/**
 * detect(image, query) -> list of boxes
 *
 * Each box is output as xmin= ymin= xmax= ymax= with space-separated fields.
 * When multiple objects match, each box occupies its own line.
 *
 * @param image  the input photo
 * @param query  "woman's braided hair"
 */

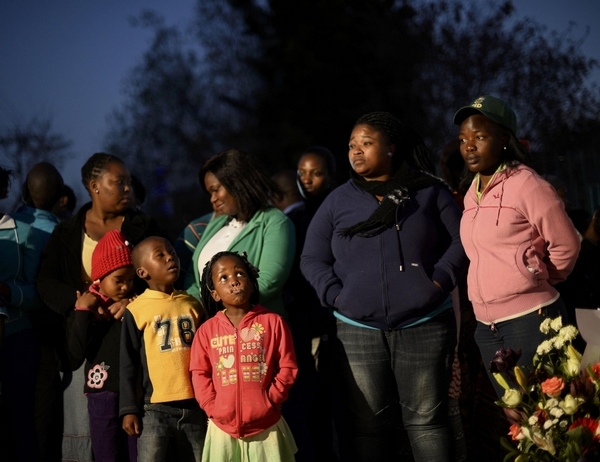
xmin=200 ymin=251 xmax=260 ymax=318
xmin=354 ymin=112 xmax=435 ymax=174
xmin=81 ymin=152 xmax=125 ymax=194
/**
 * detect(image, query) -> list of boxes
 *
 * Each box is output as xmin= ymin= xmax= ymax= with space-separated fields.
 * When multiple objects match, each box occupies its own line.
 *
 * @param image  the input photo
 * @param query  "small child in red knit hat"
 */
xmin=68 ymin=229 xmax=138 ymax=462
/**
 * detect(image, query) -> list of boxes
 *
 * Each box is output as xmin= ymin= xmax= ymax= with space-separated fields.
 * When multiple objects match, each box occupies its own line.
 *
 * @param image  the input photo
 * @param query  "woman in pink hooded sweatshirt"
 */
xmin=454 ymin=95 xmax=580 ymax=398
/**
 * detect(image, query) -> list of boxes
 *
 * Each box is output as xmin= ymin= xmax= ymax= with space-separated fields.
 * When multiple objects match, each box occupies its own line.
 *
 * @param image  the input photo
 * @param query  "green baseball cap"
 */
xmin=453 ymin=95 xmax=517 ymax=135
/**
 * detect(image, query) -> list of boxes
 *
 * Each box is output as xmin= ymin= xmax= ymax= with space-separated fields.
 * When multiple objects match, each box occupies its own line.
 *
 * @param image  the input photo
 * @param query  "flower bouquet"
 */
xmin=491 ymin=317 xmax=600 ymax=461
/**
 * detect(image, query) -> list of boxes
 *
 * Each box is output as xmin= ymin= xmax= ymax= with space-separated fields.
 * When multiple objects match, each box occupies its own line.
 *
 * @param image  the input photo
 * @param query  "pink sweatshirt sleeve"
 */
xmin=519 ymin=174 xmax=580 ymax=284
xmin=189 ymin=325 xmax=216 ymax=416
xmin=267 ymin=316 xmax=298 ymax=407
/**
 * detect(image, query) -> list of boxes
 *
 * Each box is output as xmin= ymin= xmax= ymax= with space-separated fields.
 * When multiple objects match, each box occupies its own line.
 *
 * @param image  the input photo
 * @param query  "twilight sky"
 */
xmin=0 ymin=0 xmax=599 ymax=203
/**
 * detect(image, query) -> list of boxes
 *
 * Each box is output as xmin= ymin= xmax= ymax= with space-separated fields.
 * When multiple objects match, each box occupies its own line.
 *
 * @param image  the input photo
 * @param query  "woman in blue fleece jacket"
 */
xmin=300 ymin=112 xmax=468 ymax=462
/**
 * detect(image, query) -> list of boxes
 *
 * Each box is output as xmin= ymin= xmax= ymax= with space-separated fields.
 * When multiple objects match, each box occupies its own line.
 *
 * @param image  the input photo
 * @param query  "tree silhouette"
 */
xmin=104 ymin=10 xmax=217 ymax=234
xmin=0 ymin=116 xmax=71 ymax=210
xmin=106 ymin=0 xmax=600 ymax=228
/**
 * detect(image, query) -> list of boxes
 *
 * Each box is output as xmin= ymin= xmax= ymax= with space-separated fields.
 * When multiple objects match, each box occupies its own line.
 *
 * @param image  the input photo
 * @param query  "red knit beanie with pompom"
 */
xmin=91 ymin=230 xmax=133 ymax=281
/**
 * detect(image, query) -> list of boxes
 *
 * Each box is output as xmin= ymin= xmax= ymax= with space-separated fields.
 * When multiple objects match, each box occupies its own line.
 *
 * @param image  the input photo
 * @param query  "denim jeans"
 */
xmin=61 ymin=363 xmax=93 ymax=462
xmin=137 ymin=401 xmax=207 ymax=462
xmin=332 ymin=310 xmax=456 ymax=462
xmin=474 ymin=298 xmax=568 ymax=398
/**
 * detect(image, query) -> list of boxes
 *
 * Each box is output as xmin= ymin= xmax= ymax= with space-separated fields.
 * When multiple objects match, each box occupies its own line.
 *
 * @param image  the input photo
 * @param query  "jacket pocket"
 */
xmin=240 ymin=387 xmax=275 ymax=425
xmin=210 ymin=386 xmax=236 ymax=425
xmin=335 ymin=271 xmax=384 ymax=318
xmin=515 ymin=240 xmax=545 ymax=285
xmin=387 ymin=264 xmax=445 ymax=312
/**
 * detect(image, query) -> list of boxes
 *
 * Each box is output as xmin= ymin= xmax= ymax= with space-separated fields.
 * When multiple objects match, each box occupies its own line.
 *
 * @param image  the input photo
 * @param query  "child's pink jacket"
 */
xmin=189 ymin=305 xmax=297 ymax=438
xmin=460 ymin=164 xmax=580 ymax=324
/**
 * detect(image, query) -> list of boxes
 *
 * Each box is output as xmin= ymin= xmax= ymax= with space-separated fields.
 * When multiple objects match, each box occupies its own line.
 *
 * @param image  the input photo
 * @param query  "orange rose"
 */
xmin=541 ymin=377 xmax=565 ymax=397
xmin=508 ymin=423 xmax=523 ymax=441
xmin=590 ymin=363 xmax=600 ymax=380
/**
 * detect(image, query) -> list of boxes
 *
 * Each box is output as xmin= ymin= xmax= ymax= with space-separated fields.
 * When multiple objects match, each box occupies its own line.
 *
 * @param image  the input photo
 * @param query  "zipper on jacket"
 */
xmin=470 ymin=199 xmax=490 ymax=324
xmin=384 ymin=201 xmax=408 ymax=330
xmin=379 ymin=233 xmax=391 ymax=329
xmin=234 ymin=326 xmax=242 ymax=438
xmin=394 ymin=202 xmax=406 ymax=273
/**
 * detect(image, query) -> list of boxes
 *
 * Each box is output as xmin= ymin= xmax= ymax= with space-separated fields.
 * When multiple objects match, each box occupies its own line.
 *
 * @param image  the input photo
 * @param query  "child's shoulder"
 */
xmin=173 ymin=290 xmax=204 ymax=316
xmin=250 ymin=305 xmax=285 ymax=324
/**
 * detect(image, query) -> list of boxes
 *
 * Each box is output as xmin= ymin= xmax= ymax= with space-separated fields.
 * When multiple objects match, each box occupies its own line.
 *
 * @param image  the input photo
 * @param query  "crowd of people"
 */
xmin=0 ymin=96 xmax=594 ymax=462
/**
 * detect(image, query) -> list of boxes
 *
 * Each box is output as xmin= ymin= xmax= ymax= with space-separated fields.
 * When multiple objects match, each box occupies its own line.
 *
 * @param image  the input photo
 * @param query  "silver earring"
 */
xmin=387 ymin=152 xmax=393 ymax=157
xmin=503 ymin=146 xmax=507 ymax=150
xmin=95 ymin=189 xmax=99 ymax=194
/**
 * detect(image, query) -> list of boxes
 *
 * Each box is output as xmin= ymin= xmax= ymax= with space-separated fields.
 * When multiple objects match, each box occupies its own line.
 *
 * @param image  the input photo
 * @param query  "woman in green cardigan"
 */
xmin=184 ymin=149 xmax=295 ymax=318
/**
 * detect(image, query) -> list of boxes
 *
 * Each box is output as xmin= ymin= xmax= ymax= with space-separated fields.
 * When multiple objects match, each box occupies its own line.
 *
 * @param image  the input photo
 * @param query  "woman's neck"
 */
xmin=84 ymin=204 xmax=125 ymax=240
xmin=88 ymin=201 xmax=124 ymax=222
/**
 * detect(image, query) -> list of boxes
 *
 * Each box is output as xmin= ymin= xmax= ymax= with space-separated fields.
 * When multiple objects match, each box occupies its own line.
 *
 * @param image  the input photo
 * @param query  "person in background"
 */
xmin=130 ymin=175 xmax=146 ymax=211
xmin=556 ymin=204 xmax=600 ymax=354
xmin=174 ymin=203 xmax=222 ymax=290
xmin=184 ymin=149 xmax=294 ymax=318
xmin=542 ymin=173 xmax=590 ymax=239
xmin=570 ymin=206 xmax=600 ymax=308
xmin=0 ymin=162 xmax=64 ymax=462
xmin=301 ymin=113 xmax=467 ymax=461
xmin=37 ymin=153 xmax=162 ymax=462
xmin=271 ymin=169 xmax=305 ymax=218
xmin=0 ymin=166 xmax=14 ymax=345
xmin=120 ymin=236 xmax=205 ymax=461
xmin=273 ymin=150 xmax=338 ymax=461
xmin=454 ymin=95 xmax=580 ymax=399
xmin=52 ymin=184 xmax=78 ymax=221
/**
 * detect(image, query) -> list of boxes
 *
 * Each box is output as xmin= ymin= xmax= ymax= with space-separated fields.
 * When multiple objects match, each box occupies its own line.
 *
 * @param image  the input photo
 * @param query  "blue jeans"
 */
xmin=474 ymin=298 xmax=568 ymax=398
xmin=137 ymin=401 xmax=206 ymax=462
xmin=333 ymin=310 xmax=456 ymax=462
xmin=61 ymin=363 xmax=93 ymax=462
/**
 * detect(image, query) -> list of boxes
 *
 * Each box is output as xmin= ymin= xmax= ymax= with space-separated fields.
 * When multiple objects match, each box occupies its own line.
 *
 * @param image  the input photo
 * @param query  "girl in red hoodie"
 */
xmin=190 ymin=251 xmax=298 ymax=461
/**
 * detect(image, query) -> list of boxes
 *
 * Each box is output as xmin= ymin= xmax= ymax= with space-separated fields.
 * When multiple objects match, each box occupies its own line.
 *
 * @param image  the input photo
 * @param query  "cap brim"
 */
xmin=453 ymin=107 xmax=515 ymax=134
xmin=453 ymin=106 xmax=482 ymax=126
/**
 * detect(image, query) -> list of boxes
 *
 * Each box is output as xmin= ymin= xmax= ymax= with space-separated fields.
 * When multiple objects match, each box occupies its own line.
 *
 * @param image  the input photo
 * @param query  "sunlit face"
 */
xmin=458 ymin=114 xmax=507 ymax=177
xmin=297 ymin=153 xmax=331 ymax=198
xmin=91 ymin=162 xmax=132 ymax=213
xmin=98 ymin=266 xmax=135 ymax=302
xmin=204 ymin=172 xmax=239 ymax=217
xmin=210 ymin=255 xmax=253 ymax=310
xmin=138 ymin=238 xmax=180 ymax=285
xmin=348 ymin=124 xmax=394 ymax=181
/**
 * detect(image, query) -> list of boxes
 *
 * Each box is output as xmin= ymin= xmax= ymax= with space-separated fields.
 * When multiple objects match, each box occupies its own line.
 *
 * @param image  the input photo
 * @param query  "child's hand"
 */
xmin=75 ymin=291 xmax=105 ymax=320
xmin=122 ymin=414 xmax=142 ymax=437
xmin=75 ymin=290 xmax=99 ymax=310
xmin=107 ymin=298 xmax=130 ymax=320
